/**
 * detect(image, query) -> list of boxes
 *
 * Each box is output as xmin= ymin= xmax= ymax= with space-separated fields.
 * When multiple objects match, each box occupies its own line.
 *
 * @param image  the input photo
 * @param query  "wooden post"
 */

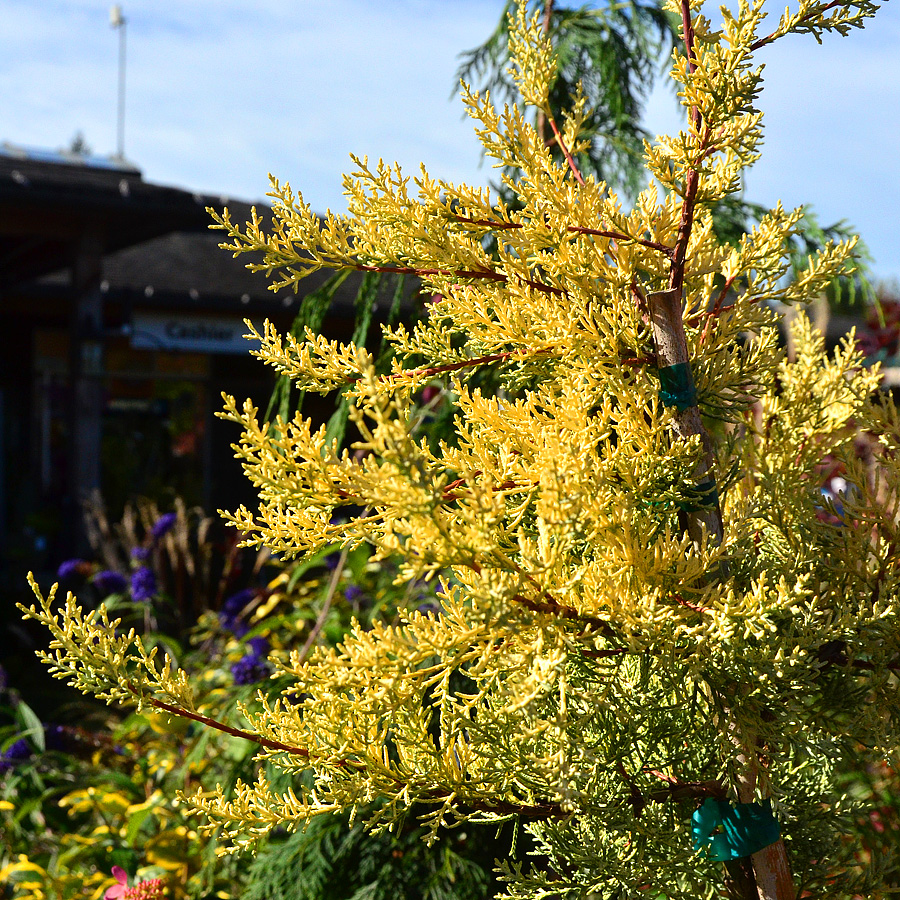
xmin=69 ymin=231 xmax=105 ymax=549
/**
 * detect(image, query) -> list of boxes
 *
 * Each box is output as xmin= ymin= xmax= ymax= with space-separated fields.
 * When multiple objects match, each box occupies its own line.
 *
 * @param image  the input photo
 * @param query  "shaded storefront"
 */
xmin=0 ymin=145 xmax=365 ymax=592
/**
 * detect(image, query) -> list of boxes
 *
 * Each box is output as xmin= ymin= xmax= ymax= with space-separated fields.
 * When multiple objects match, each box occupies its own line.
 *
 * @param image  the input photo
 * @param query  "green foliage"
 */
xmin=244 ymin=810 xmax=498 ymax=900
xmin=5 ymin=501 xmax=485 ymax=900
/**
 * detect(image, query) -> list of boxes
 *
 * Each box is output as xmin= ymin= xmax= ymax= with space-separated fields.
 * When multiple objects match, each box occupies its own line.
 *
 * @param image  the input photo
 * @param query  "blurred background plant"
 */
xmin=1 ymin=491 xmax=519 ymax=900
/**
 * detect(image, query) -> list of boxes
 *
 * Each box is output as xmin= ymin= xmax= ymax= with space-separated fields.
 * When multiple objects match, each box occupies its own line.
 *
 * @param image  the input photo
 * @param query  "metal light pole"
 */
xmin=110 ymin=5 xmax=127 ymax=159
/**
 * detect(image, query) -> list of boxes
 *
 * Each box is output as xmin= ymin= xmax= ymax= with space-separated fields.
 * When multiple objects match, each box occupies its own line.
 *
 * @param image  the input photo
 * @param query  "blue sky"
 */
xmin=2 ymin=0 xmax=898 ymax=285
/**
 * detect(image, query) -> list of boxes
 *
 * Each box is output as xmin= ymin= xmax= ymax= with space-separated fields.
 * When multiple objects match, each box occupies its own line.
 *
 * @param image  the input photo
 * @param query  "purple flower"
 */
xmin=222 ymin=588 xmax=255 ymax=616
xmin=44 ymin=724 xmax=67 ymax=752
xmin=0 ymin=738 xmax=32 ymax=773
xmin=57 ymin=559 xmax=86 ymax=580
xmin=219 ymin=613 xmax=249 ymax=637
xmin=131 ymin=546 xmax=151 ymax=563
xmin=231 ymin=654 xmax=271 ymax=686
xmin=247 ymin=636 xmax=270 ymax=656
xmin=220 ymin=589 xmax=256 ymax=636
xmin=130 ymin=566 xmax=157 ymax=602
xmin=150 ymin=512 xmax=178 ymax=542
xmin=93 ymin=570 xmax=128 ymax=596
xmin=344 ymin=584 xmax=366 ymax=603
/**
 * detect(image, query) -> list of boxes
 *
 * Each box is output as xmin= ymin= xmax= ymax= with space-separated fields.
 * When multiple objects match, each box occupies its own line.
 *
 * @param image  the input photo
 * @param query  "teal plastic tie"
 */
xmin=658 ymin=362 xmax=698 ymax=411
xmin=679 ymin=478 xmax=719 ymax=512
xmin=692 ymin=798 xmax=781 ymax=862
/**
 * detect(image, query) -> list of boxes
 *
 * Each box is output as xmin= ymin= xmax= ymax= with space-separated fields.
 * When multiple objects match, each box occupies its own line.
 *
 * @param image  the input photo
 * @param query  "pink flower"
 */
xmin=127 ymin=880 xmax=165 ymax=900
xmin=105 ymin=867 xmax=129 ymax=900
xmin=104 ymin=868 xmax=165 ymax=900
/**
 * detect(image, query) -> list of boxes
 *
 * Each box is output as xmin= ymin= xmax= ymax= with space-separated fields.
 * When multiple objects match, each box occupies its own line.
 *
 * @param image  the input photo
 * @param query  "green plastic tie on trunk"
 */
xmin=679 ymin=478 xmax=719 ymax=512
xmin=691 ymin=798 xmax=781 ymax=861
xmin=658 ymin=362 xmax=698 ymax=410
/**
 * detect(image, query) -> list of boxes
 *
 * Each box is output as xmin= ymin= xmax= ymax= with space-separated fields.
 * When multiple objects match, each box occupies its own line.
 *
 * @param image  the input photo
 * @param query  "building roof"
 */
xmin=98 ymin=202 xmax=352 ymax=314
xmin=1 ymin=143 xmax=409 ymax=318
xmin=0 ymin=142 xmax=210 ymax=289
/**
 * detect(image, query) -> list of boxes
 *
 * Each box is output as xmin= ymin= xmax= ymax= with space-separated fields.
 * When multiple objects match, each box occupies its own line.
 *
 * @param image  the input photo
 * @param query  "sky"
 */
xmin=2 ymin=0 xmax=898 ymax=285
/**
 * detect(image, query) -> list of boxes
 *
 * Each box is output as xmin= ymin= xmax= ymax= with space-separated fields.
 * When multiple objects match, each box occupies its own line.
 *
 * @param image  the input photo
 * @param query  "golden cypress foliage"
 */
xmin=22 ymin=0 xmax=897 ymax=895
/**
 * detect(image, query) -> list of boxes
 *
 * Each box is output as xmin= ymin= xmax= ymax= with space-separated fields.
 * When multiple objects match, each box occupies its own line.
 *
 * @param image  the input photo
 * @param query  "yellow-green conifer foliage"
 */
xmin=23 ymin=0 xmax=897 ymax=896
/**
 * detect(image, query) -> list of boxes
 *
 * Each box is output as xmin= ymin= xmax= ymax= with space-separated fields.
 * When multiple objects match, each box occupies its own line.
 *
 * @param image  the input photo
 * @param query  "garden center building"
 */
xmin=0 ymin=142 xmax=374 ymax=590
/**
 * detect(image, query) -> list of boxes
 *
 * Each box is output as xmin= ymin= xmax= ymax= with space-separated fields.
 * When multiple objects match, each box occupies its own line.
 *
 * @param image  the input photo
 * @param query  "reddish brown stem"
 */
xmin=631 ymin=279 xmax=651 ymax=321
xmin=390 ymin=348 xmax=545 ymax=382
xmin=460 ymin=795 xmax=565 ymax=819
xmin=686 ymin=293 xmax=766 ymax=327
xmin=699 ymin=273 xmax=740 ymax=345
xmin=541 ymin=0 xmax=553 ymax=35
xmin=580 ymin=646 xmax=630 ymax=659
xmin=342 ymin=349 xmax=548 ymax=387
xmin=681 ymin=0 xmax=699 ymax=74
xmin=520 ymin=0 xmax=584 ymax=188
xmin=568 ymin=225 xmax=672 ymax=256
xmin=669 ymin=168 xmax=700 ymax=296
xmin=546 ymin=113 xmax=586 ymax=186
xmin=618 ymin=762 xmax=726 ymax=816
xmin=443 ymin=476 xmax=518 ymax=501
xmin=453 ymin=217 xmax=522 ymax=231
xmin=749 ymin=0 xmax=843 ymax=51
xmin=353 ymin=262 xmax=564 ymax=297
xmin=466 ymin=559 xmax=620 ymax=643
xmin=345 ymin=347 xmax=651 ymax=393
xmin=130 ymin=688 xmax=311 ymax=759
xmin=672 ymin=594 xmax=709 ymax=614
xmin=622 ymin=354 xmax=656 ymax=367
xmin=667 ymin=0 xmax=704 ymax=296
xmin=133 ymin=689 xmax=564 ymax=820
xmin=647 ymin=779 xmax=727 ymax=803
xmin=453 ymin=215 xmax=673 ymax=256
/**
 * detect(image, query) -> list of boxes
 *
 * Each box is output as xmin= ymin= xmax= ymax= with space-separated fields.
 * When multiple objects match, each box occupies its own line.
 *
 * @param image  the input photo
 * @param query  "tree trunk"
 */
xmin=647 ymin=287 xmax=795 ymax=900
